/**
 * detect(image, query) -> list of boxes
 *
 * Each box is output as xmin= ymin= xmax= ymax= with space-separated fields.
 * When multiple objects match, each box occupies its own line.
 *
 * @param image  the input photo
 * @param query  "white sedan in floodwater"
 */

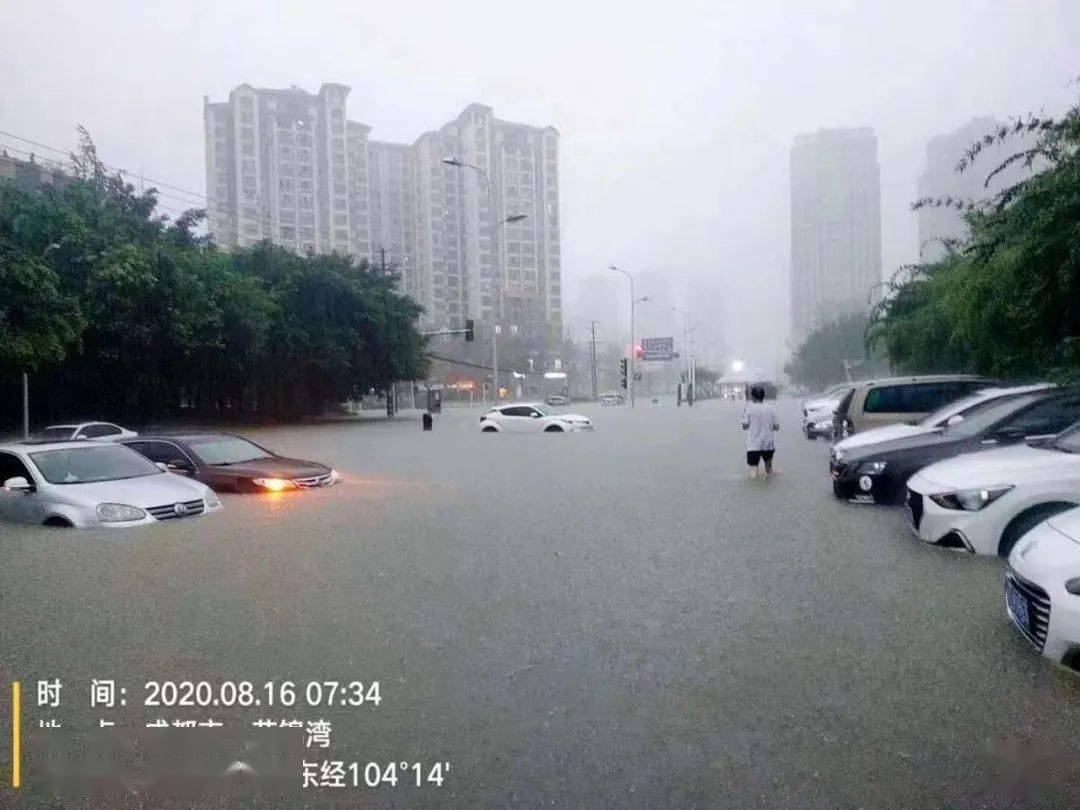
xmin=0 ymin=440 xmax=222 ymax=528
xmin=1006 ymin=505 xmax=1080 ymax=673
xmin=905 ymin=421 xmax=1080 ymax=556
xmin=479 ymin=403 xmax=593 ymax=433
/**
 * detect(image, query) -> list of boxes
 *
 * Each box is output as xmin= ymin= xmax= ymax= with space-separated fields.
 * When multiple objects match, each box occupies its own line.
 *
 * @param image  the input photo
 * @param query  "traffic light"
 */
xmin=619 ymin=358 xmax=628 ymax=389
xmin=464 ymin=319 xmax=474 ymax=342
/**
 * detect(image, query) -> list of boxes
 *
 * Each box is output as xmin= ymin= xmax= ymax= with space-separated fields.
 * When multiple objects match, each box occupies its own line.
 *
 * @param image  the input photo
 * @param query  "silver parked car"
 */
xmin=0 ymin=440 xmax=222 ymax=528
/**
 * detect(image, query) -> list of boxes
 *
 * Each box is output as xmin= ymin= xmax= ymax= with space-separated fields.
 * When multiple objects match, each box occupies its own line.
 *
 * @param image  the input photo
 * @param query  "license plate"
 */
xmin=1006 ymin=581 xmax=1030 ymax=631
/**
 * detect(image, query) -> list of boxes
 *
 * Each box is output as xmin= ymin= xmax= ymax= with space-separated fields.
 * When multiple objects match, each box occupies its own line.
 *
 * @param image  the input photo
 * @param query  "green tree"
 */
xmin=0 ymin=130 xmax=430 ymax=429
xmin=871 ymin=96 xmax=1080 ymax=381
xmin=784 ymin=313 xmax=883 ymax=390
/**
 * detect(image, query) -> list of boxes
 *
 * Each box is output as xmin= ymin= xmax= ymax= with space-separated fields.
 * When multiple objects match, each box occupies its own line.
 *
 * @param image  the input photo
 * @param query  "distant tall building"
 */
xmin=789 ymin=128 xmax=882 ymax=347
xmin=917 ymin=117 xmax=1032 ymax=263
xmin=204 ymin=84 xmax=562 ymax=348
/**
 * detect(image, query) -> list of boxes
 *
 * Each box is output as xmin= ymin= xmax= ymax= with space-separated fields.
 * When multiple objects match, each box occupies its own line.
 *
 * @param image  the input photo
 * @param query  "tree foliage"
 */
xmin=872 ymin=95 xmax=1080 ymax=382
xmin=0 ymin=133 xmax=428 ymax=426
xmin=784 ymin=312 xmax=884 ymax=390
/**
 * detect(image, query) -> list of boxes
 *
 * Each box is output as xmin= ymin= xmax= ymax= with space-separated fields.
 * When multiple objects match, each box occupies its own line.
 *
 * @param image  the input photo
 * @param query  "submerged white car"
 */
xmin=479 ymin=403 xmax=593 ymax=432
xmin=0 ymin=440 xmax=222 ymax=528
xmin=831 ymin=384 xmax=1055 ymax=459
xmin=906 ymin=421 xmax=1080 ymax=556
xmin=802 ymin=384 xmax=852 ymax=440
xmin=1006 ymin=506 xmax=1080 ymax=673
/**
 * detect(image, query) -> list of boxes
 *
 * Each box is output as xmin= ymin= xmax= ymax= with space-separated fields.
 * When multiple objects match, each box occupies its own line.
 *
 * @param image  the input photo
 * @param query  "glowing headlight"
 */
xmin=96 ymin=503 xmax=146 ymax=522
xmin=253 ymin=477 xmax=297 ymax=492
xmin=858 ymin=460 xmax=887 ymax=475
xmin=929 ymin=486 xmax=1013 ymax=511
xmin=329 ymin=469 xmax=340 ymax=483
xmin=204 ymin=490 xmax=222 ymax=508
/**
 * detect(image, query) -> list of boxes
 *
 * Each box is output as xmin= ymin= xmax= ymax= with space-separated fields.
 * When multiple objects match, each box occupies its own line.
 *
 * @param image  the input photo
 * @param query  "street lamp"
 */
xmin=609 ymin=265 xmax=636 ymax=407
xmin=442 ymin=154 xmax=526 ymax=401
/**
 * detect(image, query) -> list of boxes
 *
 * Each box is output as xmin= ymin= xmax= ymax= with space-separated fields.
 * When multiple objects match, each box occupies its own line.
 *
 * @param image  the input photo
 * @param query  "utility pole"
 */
xmin=380 ymin=247 xmax=387 ymax=273
xmin=22 ymin=372 xmax=29 ymax=439
xmin=589 ymin=321 xmax=598 ymax=400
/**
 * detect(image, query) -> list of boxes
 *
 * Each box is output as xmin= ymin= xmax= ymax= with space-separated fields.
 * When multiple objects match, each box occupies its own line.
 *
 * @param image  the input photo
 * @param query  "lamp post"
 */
xmin=609 ymin=265 xmax=636 ymax=407
xmin=442 ymin=157 xmax=527 ymax=402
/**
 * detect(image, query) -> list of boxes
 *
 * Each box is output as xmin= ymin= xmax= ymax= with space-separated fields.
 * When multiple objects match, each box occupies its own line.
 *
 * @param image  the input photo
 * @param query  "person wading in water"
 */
xmin=741 ymin=385 xmax=779 ymax=479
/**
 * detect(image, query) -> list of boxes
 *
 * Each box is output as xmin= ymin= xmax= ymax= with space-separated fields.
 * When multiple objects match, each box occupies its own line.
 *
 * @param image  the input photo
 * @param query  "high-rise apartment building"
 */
xmin=204 ymin=84 xmax=562 ymax=348
xmin=789 ymin=128 xmax=882 ymax=347
xmin=917 ymin=117 xmax=1033 ymax=263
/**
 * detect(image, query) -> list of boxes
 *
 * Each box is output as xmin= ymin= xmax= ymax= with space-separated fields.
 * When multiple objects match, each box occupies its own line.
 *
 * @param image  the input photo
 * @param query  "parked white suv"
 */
xmin=906 ymin=419 xmax=1080 ymax=556
xmin=479 ymin=403 xmax=593 ymax=432
xmin=1006 ymin=505 xmax=1080 ymax=673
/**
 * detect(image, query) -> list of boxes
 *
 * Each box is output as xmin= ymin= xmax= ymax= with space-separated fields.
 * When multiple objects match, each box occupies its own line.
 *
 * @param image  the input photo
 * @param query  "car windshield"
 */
xmin=919 ymin=391 xmax=1006 ymax=426
xmin=29 ymin=445 xmax=161 ymax=485
xmin=1052 ymin=423 xmax=1080 ymax=454
xmin=38 ymin=427 xmax=75 ymax=440
xmin=185 ymin=436 xmax=273 ymax=465
xmin=942 ymin=393 xmax=1045 ymax=438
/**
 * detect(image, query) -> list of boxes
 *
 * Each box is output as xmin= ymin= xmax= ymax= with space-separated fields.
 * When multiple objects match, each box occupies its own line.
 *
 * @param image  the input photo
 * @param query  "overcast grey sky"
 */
xmin=2 ymin=1 xmax=1077 ymax=372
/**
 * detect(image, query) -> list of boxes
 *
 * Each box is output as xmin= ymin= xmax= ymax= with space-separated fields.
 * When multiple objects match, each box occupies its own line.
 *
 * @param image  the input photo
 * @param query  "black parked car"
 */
xmin=123 ymin=434 xmax=338 ymax=493
xmin=830 ymin=388 xmax=1080 ymax=505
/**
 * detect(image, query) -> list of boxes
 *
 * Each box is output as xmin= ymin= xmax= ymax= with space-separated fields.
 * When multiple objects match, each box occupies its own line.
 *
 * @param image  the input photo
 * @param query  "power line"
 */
xmin=0 ymin=130 xmax=290 ymax=236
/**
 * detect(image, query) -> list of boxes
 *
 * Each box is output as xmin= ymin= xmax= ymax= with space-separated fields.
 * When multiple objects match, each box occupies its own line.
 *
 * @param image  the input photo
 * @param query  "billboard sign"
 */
xmin=640 ymin=337 xmax=674 ymax=361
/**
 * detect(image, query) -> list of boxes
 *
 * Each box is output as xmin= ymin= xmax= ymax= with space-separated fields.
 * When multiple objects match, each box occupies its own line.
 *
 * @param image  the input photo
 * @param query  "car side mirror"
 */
xmin=946 ymin=414 xmax=965 ymax=427
xmin=532 ymin=413 xmax=541 ymax=418
xmin=166 ymin=459 xmax=194 ymax=474
xmin=3 ymin=476 xmax=33 ymax=492
xmin=155 ymin=462 xmax=169 ymax=472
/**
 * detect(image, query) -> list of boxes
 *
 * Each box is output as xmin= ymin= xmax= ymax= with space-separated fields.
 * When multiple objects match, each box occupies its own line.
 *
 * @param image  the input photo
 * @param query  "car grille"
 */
xmin=907 ymin=489 xmax=923 ymax=530
xmin=1006 ymin=569 xmax=1051 ymax=651
xmin=293 ymin=473 xmax=334 ymax=488
xmin=147 ymin=499 xmax=205 ymax=521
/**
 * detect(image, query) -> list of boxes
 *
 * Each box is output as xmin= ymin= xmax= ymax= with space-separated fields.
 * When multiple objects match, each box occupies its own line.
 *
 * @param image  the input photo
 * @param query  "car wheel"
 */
xmin=805 ymin=429 xmax=816 ymax=440
xmin=998 ymin=502 xmax=1077 ymax=557
xmin=544 ymin=425 xmax=564 ymax=433
xmin=43 ymin=516 xmax=73 ymax=527
xmin=831 ymin=480 xmax=843 ymax=499
xmin=481 ymin=426 xmax=498 ymax=433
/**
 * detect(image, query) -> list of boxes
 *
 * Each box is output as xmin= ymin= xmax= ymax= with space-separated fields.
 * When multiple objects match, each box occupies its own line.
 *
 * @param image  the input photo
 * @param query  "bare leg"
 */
xmin=764 ymin=456 xmax=774 ymax=477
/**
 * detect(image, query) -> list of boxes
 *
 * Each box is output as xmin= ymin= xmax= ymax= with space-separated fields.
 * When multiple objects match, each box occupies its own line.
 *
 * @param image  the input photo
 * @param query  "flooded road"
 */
xmin=2 ymin=398 xmax=1079 ymax=807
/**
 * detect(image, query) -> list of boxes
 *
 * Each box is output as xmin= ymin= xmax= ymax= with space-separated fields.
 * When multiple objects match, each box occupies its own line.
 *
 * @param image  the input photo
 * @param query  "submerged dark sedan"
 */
xmin=830 ymin=389 xmax=1080 ymax=505
xmin=123 ymin=434 xmax=338 ymax=493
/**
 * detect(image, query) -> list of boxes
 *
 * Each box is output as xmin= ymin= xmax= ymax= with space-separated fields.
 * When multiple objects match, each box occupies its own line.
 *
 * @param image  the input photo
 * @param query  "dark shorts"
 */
xmin=747 ymin=449 xmax=775 ymax=466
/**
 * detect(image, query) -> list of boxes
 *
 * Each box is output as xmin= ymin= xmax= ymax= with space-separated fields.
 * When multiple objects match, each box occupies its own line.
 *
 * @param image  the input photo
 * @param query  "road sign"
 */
xmin=641 ymin=337 xmax=674 ymax=361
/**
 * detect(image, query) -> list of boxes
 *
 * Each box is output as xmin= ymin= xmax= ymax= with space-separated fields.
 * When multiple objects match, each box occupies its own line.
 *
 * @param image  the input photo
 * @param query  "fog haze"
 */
xmin=2 ymin=0 xmax=1077 ymax=373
